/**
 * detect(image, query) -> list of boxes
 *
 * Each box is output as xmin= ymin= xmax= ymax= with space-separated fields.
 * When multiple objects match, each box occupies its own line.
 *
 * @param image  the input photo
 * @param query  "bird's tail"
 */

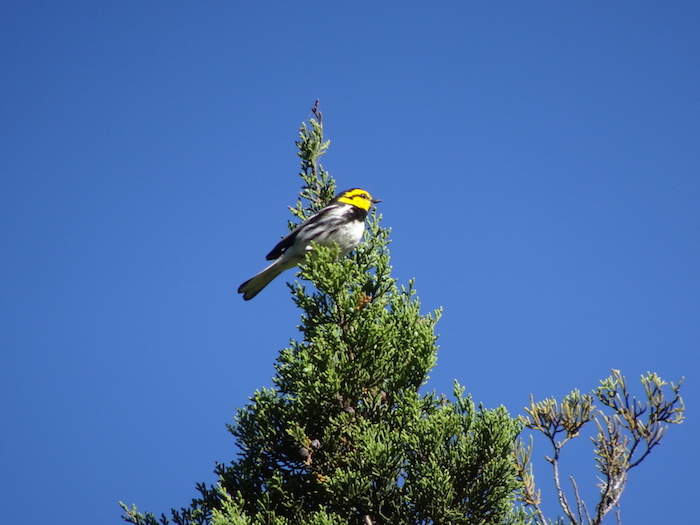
xmin=237 ymin=259 xmax=289 ymax=300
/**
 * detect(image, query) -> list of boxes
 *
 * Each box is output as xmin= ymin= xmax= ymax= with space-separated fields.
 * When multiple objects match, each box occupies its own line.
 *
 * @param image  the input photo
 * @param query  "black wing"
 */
xmin=265 ymin=228 xmax=300 ymax=260
xmin=264 ymin=207 xmax=332 ymax=260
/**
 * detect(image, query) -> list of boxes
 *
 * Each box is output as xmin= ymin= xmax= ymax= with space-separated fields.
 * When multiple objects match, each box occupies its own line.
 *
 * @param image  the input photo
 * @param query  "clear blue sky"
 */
xmin=2 ymin=2 xmax=698 ymax=524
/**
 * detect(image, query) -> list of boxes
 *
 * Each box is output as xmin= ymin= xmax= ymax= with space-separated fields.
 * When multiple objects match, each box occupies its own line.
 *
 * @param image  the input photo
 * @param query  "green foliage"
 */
xmin=120 ymin=104 xmax=526 ymax=525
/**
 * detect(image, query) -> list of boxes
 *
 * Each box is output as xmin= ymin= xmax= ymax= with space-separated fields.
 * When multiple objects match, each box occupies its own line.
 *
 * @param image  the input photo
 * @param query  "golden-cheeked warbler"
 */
xmin=238 ymin=188 xmax=380 ymax=300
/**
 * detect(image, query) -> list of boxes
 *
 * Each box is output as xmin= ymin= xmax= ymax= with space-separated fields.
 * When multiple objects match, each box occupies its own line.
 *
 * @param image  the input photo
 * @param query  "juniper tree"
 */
xmin=120 ymin=103 xmax=526 ymax=525
xmin=121 ymin=104 xmax=686 ymax=525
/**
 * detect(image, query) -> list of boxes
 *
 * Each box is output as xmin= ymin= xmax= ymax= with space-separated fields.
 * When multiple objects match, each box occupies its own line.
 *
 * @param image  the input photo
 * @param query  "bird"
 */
xmin=238 ymin=188 xmax=380 ymax=300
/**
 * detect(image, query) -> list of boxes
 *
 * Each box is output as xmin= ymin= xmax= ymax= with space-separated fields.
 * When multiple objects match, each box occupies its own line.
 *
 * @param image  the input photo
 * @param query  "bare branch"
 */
xmin=520 ymin=370 xmax=684 ymax=525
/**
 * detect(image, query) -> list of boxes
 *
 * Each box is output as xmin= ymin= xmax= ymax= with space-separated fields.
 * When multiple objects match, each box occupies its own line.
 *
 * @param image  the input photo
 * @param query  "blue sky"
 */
xmin=1 ymin=2 xmax=698 ymax=524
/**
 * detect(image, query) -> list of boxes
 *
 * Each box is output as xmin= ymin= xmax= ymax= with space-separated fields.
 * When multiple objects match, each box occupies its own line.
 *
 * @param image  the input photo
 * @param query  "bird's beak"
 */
xmin=372 ymin=198 xmax=382 ymax=204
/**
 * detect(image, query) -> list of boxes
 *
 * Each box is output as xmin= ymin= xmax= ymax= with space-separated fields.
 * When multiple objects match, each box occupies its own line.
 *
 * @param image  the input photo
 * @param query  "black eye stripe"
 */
xmin=344 ymin=190 xmax=370 ymax=200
